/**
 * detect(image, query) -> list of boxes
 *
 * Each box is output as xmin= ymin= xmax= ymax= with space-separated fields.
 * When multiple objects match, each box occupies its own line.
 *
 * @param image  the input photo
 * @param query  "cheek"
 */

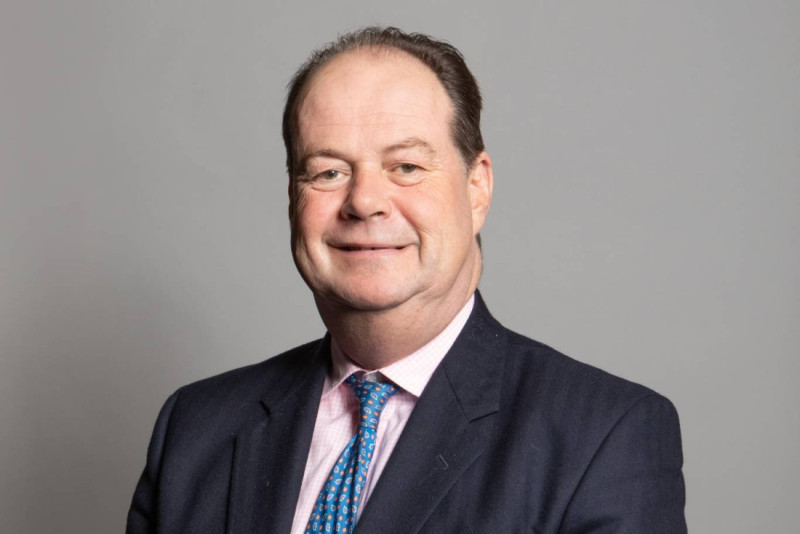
xmin=295 ymin=191 xmax=336 ymax=236
xmin=401 ymin=185 xmax=473 ymax=242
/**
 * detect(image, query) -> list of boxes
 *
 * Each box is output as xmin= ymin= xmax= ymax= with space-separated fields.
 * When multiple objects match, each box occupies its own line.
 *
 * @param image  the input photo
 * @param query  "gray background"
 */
xmin=2 ymin=1 xmax=798 ymax=532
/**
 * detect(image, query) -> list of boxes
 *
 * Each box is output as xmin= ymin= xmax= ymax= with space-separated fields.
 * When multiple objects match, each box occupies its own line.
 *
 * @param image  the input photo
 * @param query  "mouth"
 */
xmin=338 ymin=245 xmax=406 ymax=251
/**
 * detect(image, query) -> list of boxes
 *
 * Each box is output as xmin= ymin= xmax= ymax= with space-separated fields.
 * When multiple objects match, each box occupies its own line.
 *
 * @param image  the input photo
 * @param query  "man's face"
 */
xmin=290 ymin=50 xmax=491 ymax=314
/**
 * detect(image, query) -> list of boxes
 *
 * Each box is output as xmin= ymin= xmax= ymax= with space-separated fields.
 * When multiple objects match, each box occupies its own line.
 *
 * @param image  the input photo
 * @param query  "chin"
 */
xmin=317 ymin=282 xmax=415 ymax=313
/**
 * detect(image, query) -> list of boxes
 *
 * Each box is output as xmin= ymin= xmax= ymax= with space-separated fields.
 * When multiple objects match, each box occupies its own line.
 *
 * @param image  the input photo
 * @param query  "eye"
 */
xmin=303 ymin=167 xmax=350 ymax=191
xmin=319 ymin=169 xmax=341 ymax=180
xmin=397 ymin=163 xmax=419 ymax=174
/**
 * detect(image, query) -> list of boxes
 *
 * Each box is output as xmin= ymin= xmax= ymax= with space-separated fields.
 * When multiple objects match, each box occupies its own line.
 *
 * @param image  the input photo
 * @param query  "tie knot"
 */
xmin=346 ymin=374 xmax=399 ymax=429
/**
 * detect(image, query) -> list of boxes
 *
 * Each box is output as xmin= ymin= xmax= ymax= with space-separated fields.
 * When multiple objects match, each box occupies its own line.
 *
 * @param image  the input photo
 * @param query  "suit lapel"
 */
xmin=355 ymin=294 xmax=507 ymax=533
xmin=227 ymin=337 xmax=330 ymax=534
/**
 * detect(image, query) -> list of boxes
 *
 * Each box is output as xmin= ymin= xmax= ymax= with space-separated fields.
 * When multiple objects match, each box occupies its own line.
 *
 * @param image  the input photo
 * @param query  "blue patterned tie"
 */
xmin=305 ymin=374 xmax=399 ymax=533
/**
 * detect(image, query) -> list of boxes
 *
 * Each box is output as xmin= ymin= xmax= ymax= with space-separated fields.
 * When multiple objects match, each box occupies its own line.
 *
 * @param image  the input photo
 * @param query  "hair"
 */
xmin=281 ymin=26 xmax=485 ymax=176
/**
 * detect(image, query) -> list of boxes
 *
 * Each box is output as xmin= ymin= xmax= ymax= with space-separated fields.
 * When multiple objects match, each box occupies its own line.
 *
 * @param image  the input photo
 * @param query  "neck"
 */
xmin=316 ymin=254 xmax=481 ymax=370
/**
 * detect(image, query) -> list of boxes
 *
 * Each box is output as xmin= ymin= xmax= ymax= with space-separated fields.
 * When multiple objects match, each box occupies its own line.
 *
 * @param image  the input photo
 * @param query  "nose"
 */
xmin=340 ymin=166 xmax=392 ymax=221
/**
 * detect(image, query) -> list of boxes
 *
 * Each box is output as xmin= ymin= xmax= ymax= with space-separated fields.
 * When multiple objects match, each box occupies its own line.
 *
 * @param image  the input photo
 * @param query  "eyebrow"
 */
xmin=295 ymin=148 xmax=344 ymax=173
xmin=382 ymin=136 xmax=438 ymax=157
xmin=296 ymin=136 xmax=438 ymax=172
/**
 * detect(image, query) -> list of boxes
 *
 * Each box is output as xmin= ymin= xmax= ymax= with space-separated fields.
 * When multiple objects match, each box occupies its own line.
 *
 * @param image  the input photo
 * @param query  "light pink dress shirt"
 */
xmin=289 ymin=296 xmax=475 ymax=533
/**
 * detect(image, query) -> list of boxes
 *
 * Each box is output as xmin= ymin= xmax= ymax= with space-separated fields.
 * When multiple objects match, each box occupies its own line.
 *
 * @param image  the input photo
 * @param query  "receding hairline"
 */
xmin=290 ymin=44 xmax=460 ymax=166
xmin=291 ymin=44 xmax=451 ymax=127
xmin=292 ymin=47 xmax=479 ymax=180
xmin=283 ymin=27 xmax=485 ymax=176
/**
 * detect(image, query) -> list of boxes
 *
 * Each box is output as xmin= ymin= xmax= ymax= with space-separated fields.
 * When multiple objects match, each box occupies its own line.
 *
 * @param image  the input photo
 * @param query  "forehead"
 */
xmin=296 ymin=50 xmax=453 ymax=150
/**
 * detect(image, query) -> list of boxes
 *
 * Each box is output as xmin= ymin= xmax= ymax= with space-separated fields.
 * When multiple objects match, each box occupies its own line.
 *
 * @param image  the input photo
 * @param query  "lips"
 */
xmin=339 ymin=245 xmax=405 ymax=251
xmin=329 ymin=239 xmax=411 ymax=252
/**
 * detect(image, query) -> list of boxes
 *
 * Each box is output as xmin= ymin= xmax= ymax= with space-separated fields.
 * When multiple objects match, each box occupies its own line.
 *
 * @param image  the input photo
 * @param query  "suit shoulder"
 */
xmin=169 ymin=338 xmax=324 ymax=414
xmin=501 ymin=328 xmax=667 ymax=416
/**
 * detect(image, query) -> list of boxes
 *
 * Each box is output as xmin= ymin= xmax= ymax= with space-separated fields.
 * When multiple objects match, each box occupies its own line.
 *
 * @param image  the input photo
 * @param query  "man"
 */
xmin=128 ymin=27 xmax=686 ymax=533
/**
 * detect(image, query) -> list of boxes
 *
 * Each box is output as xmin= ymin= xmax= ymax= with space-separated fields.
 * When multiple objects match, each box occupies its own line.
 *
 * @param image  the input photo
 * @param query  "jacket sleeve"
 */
xmin=559 ymin=393 xmax=687 ymax=533
xmin=126 ymin=391 xmax=180 ymax=534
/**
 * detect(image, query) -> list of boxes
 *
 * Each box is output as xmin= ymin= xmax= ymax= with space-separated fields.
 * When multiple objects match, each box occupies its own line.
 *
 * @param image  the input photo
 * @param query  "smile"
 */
xmin=339 ymin=246 xmax=406 ymax=251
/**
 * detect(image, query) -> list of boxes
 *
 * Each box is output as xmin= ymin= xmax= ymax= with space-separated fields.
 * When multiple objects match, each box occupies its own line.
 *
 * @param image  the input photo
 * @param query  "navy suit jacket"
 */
xmin=128 ymin=294 xmax=686 ymax=533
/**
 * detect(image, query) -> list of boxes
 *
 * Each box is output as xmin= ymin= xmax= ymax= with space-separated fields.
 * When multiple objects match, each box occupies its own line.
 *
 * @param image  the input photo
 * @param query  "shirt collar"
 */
xmin=324 ymin=294 xmax=475 ymax=398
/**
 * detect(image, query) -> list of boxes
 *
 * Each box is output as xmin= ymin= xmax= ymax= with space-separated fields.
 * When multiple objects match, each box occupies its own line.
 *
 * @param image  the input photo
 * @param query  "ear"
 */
xmin=467 ymin=151 xmax=493 ymax=235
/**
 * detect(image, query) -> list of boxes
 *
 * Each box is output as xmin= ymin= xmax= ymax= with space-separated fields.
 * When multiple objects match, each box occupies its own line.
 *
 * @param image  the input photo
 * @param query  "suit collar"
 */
xmin=326 ymin=294 xmax=476 ymax=397
xmin=228 ymin=336 xmax=329 ymax=534
xmin=258 ymin=335 xmax=330 ymax=416
xmin=441 ymin=291 xmax=505 ymax=421
xmin=228 ymin=292 xmax=508 ymax=534
xmin=355 ymin=291 xmax=507 ymax=533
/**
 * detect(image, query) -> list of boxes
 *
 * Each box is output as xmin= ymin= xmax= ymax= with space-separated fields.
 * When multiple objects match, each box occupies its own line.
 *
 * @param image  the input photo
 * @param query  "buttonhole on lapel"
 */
xmin=436 ymin=454 xmax=449 ymax=470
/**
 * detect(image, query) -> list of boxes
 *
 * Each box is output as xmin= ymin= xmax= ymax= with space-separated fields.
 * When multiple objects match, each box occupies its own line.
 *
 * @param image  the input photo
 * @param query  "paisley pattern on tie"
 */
xmin=305 ymin=374 xmax=399 ymax=533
